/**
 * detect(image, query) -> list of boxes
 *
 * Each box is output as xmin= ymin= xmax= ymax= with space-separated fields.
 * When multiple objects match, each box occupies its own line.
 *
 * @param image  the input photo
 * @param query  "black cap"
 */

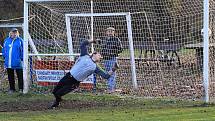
xmin=10 ymin=28 xmax=18 ymax=32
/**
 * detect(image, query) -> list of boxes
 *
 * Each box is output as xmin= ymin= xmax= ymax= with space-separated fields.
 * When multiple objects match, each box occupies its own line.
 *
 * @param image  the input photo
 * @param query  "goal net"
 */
xmin=24 ymin=0 xmax=215 ymax=101
xmin=25 ymin=0 xmax=136 ymax=94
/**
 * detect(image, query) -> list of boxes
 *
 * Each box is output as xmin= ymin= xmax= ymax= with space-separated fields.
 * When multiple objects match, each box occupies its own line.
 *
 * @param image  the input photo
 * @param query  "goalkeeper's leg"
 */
xmin=50 ymin=72 xmax=80 ymax=109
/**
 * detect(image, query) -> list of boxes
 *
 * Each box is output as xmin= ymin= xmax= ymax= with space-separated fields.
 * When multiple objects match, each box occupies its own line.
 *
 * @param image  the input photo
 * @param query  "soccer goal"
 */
xmin=23 ymin=0 xmax=138 ymax=94
xmin=24 ymin=0 xmax=214 ymax=102
xmin=65 ymin=12 xmax=138 ymax=90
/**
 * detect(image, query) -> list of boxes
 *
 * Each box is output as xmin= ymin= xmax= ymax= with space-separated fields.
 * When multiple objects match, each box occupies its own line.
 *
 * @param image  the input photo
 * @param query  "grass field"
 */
xmin=0 ymin=92 xmax=215 ymax=121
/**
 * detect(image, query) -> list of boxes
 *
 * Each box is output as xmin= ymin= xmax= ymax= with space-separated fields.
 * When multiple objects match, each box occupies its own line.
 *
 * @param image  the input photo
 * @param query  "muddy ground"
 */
xmin=0 ymin=99 xmax=108 ymax=112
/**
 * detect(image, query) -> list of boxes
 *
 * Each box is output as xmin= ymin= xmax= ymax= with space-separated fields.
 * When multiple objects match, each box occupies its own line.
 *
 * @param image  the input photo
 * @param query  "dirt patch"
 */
xmin=0 ymin=99 xmax=116 ymax=112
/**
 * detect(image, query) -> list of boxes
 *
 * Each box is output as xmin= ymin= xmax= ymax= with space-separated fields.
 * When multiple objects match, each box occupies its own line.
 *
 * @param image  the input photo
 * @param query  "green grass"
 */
xmin=1 ymin=107 xmax=215 ymax=121
xmin=1 ymin=105 xmax=215 ymax=121
xmin=0 ymin=93 xmax=215 ymax=121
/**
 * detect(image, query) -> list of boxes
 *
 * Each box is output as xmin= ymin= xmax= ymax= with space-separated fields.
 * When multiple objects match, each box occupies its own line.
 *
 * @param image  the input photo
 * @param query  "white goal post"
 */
xmin=203 ymin=0 xmax=209 ymax=102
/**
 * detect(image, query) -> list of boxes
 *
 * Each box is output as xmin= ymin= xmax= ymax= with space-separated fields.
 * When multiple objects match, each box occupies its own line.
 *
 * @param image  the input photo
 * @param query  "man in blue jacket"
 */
xmin=50 ymin=39 xmax=116 ymax=109
xmin=2 ymin=28 xmax=23 ymax=93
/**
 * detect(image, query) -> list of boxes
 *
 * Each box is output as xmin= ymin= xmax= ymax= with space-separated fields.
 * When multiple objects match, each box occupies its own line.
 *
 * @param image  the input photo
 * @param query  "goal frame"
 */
xmin=65 ymin=12 xmax=138 ymax=90
xmin=23 ymin=0 xmax=210 ymax=103
xmin=23 ymin=0 xmax=138 ymax=93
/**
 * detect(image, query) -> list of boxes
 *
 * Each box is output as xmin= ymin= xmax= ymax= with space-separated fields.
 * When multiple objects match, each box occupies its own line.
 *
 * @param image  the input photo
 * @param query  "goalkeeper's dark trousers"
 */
xmin=52 ymin=72 xmax=80 ymax=102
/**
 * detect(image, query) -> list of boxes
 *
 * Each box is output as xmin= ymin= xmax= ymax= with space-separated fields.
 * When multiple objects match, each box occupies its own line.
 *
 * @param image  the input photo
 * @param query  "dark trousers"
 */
xmin=7 ymin=68 xmax=23 ymax=91
xmin=52 ymin=72 xmax=80 ymax=102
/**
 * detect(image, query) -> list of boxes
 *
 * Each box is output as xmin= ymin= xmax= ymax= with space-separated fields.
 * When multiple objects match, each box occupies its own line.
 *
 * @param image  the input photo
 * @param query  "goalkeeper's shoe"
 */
xmin=49 ymin=101 xmax=60 ymax=109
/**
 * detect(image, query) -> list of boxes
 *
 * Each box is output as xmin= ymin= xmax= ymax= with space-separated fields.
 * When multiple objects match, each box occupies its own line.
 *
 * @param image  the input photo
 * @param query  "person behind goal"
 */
xmin=101 ymin=27 xmax=122 ymax=93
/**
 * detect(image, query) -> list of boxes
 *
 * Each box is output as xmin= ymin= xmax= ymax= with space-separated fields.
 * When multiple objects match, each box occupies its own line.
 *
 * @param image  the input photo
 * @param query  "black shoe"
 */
xmin=56 ymin=97 xmax=62 ymax=102
xmin=8 ymin=90 xmax=15 ymax=94
xmin=49 ymin=101 xmax=60 ymax=109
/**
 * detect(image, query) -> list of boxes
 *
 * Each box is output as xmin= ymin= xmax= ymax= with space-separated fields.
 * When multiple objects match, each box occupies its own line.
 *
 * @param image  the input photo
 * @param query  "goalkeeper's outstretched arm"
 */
xmin=94 ymin=63 xmax=119 ymax=79
xmin=80 ymin=38 xmax=98 ymax=56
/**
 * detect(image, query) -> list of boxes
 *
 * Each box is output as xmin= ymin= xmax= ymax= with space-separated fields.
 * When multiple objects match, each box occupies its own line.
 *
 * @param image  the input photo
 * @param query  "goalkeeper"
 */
xmin=50 ymin=39 xmax=116 ymax=109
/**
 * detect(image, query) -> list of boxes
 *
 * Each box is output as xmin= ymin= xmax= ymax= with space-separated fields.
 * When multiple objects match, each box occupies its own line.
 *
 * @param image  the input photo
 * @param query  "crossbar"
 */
xmin=25 ymin=0 xmax=78 ymax=2
xmin=0 ymin=23 xmax=23 ymax=28
xmin=66 ymin=12 xmax=129 ymax=17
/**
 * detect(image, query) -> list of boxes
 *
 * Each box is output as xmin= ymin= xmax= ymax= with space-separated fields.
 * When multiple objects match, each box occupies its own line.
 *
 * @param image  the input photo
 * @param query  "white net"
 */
xmin=209 ymin=0 xmax=215 ymax=101
xmin=26 ymin=0 xmax=215 ymax=101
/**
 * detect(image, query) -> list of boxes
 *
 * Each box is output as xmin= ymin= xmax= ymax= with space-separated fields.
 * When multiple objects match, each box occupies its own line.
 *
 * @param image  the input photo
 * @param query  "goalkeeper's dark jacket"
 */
xmin=101 ymin=36 xmax=123 ymax=60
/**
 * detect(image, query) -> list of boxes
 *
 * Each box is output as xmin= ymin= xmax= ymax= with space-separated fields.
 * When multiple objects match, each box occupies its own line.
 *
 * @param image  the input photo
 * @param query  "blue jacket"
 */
xmin=70 ymin=39 xmax=111 ymax=81
xmin=2 ymin=36 xmax=23 ymax=69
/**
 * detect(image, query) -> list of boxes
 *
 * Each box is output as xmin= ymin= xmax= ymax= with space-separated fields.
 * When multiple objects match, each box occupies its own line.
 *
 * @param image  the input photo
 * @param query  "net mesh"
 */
xmin=24 ymin=0 xmax=215 ymax=100
xmin=209 ymin=0 xmax=215 ymax=101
